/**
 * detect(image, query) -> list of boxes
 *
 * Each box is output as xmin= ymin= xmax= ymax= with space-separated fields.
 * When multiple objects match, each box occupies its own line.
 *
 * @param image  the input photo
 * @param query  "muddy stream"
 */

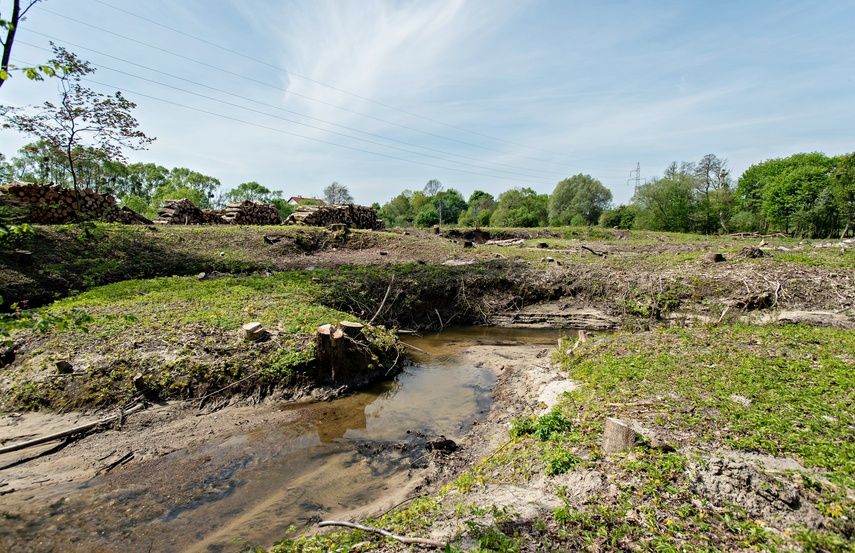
xmin=0 ymin=327 xmax=570 ymax=552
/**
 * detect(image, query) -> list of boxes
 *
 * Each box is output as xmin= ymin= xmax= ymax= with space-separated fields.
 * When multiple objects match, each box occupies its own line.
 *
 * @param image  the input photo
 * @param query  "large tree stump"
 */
xmin=602 ymin=417 xmax=638 ymax=454
xmin=315 ymin=324 xmax=349 ymax=384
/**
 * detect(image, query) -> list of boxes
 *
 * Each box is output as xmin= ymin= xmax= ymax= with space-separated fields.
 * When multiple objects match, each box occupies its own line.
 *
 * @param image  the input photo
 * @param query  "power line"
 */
xmin=19 ymin=35 xmax=571 ymax=180
xmin=15 ymin=41 xmax=559 ymax=184
xmin=89 ymin=0 xmax=626 ymax=167
xmin=37 ymin=5 xmax=628 ymax=173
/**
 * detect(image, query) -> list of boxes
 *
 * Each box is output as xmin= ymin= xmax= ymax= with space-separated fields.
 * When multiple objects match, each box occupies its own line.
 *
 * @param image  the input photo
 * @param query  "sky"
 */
xmin=0 ymin=0 xmax=853 ymax=207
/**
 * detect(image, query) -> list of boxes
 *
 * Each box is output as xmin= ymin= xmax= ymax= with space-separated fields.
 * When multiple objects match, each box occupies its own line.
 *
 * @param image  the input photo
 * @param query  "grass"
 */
xmin=1 ymin=271 xmax=400 ymax=411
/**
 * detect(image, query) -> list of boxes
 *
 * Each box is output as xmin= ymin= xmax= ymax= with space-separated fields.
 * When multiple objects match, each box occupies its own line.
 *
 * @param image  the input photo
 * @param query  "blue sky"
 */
xmin=1 ymin=0 xmax=853 ymax=207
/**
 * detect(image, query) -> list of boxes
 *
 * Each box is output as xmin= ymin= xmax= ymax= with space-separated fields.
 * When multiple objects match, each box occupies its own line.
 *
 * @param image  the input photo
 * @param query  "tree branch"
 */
xmin=318 ymin=520 xmax=446 ymax=548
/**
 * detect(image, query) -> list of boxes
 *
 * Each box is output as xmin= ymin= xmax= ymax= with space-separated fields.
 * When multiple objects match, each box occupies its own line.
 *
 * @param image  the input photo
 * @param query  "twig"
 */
xmin=434 ymin=308 xmax=444 ymax=329
xmin=400 ymin=341 xmax=429 ymax=355
xmin=197 ymin=368 xmax=262 ymax=409
xmin=97 ymin=451 xmax=134 ymax=475
xmin=717 ymin=306 xmax=731 ymax=324
xmin=368 ymin=274 xmax=395 ymax=326
xmin=0 ymin=403 xmax=145 ymax=455
xmin=318 ymin=520 xmax=446 ymax=548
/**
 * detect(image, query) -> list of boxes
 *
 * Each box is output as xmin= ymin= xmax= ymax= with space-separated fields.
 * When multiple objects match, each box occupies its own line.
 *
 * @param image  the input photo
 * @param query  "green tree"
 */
xmin=413 ymin=204 xmax=439 ymax=227
xmin=548 ymin=174 xmax=612 ymax=226
xmin=434 ymin=188 xmax=467 ymax=226
xmin=832 ymin=152 xmax=855 ymax=238
xmin=459 ymin=190 xmax=495 ymax=227
xmin=631 ymin=175 xmax=695 ymax=232
xmin=490 ymin=187 xmax=548 ymax=228
xmin=1 ymin=45 xmax=153 ymax=213
xmin=693 ymin=154 xmax=732 ymax=233
xmin=227 ymin=181 xmax=281 ymax=203
xmin=323 ymin=181 xmax=353 ymax=204
xmin=599 ymin=204 xmax=637 ymax=229
xmin=379 ymin=190 xmax=413 ymax=227
xmin=737 ymin=152 xmax=839 ymax=236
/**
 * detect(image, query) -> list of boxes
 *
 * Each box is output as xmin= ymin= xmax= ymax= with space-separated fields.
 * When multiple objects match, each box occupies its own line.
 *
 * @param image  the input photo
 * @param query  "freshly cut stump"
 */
xmin=602 ymin=417 xmax=638 ymax=454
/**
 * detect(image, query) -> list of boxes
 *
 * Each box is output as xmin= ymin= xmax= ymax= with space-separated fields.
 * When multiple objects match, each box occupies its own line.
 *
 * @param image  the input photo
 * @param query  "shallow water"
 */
xmin=0 ymin=327 xmax=569 ymax=552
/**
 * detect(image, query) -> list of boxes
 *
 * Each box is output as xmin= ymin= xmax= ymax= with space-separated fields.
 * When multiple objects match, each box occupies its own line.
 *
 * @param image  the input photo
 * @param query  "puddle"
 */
xmin=0 ymin=327 xmax=569 ymax=552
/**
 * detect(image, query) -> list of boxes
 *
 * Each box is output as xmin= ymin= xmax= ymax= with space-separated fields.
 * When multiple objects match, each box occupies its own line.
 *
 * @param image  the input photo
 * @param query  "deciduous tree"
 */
xmin=548 ymin=174 xmax=612 ymax=226
xmin=2 ymin=45 xmax=153 ymax=214
xmin=323 ymin=181 xmax=353 ymax=204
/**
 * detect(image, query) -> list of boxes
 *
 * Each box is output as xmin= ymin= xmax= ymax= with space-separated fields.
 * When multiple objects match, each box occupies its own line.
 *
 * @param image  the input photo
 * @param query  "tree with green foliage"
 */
xmin=378 ymin=190 xmax=413 ymax=227
xmin=434 ymin=188 xmax=467 ymax=226
xmin=693 ymin=154 xmax=733 ymax=233
xmin=548 ymin=174 xmax=612 ymax=226
xmin=227 ymin=181 xmax=281 ymax=204
xmin=736 ymin=152 xmax=840 ymax=236
xmin=458 ymin=190 xmax=495 ymax=227
xmin=1 ymin=45 xmax=153 ymax=215
xmin=831 ymin=152 xmax=855 ymax=238
xmin=413 ymin=204 xmax=439 ymax=227
xmin=631 ymin=174 xmax=695 ymax=232
xmin=490 ymin=187 xmax=548 ymax=227
xmin=599 ymin=204 xmax=637 ymax=229
xmin=323 ymin=181 xmax=353 ymax=205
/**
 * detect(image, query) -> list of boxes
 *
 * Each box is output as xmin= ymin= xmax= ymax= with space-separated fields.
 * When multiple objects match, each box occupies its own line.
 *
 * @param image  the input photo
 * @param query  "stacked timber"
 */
xmin=103 ymin=206 xmax=154 ymax=225
xmin=222 ymin=201 xmax=282 ymax=225
xmin=284 ymin=204 xmax=384 ymax=230
xmin=153 ymin=198 xmax=208 ymax=225
xmin=0 ymin=181 xmax=118 ymax=223
xmin=200 ymin=209 xmax=227 ymax=224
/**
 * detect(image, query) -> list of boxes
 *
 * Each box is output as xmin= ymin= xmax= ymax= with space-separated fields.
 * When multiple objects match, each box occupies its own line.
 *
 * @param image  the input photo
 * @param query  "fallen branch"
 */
xmin=318 ymin=520 xmax=446 ymax=548
xmin=400 ymin=341 xmax=429 ymax=355
xmin=0 ymin=403 xmax=145 ymax=455
xmin=368 ymin=274 xmax=395 ymax=326
xmin=580 ymin=245 xmax=606 ymax=257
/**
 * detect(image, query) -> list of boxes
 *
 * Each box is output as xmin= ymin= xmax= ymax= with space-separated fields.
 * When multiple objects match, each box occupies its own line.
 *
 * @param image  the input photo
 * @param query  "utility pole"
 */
xmin=627 ymin=163 xmax=646 ymax=193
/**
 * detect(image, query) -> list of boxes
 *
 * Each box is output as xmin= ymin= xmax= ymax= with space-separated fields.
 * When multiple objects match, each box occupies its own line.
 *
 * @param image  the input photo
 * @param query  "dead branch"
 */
xmin=318 ymin=520 xmax=446 ymax=548
xmin=368 ymin=274 xmax=395 ymax=325
xmin=717 ymin=306 xmax=731 ymax=324
xmin=0 ymin=403 xmax=145 ymax=455
xmin=580 ymin=245 xmax=606 ymax=257
xmin=400 ymin=341 xmax=429 ymax=355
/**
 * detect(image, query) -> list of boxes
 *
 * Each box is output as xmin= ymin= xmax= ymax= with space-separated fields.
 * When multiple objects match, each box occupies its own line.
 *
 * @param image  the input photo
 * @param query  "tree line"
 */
xmin=376 ymin=151 xmax=855 ymax=239
xmin=1 ymin=34 xmax=851 ymax=238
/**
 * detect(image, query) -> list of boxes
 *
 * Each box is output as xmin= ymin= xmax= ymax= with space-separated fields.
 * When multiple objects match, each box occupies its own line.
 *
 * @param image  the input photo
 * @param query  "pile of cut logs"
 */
xmin=103 ymin=206 xmax=154 ymax=225
xmin=0 ymin=181 xmax=118 ymax=223
xmin=153 ymin=198 xmax=208 ymax=225
xmin=222 ymin=201 xmax=283 ymax=225
xmin=285 ymin=204 xmax=384 ymax=230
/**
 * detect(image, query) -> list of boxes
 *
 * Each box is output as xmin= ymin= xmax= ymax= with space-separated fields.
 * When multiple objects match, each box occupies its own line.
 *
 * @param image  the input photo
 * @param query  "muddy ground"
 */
xmin=0 ymin=335 xmax=556 ymax=552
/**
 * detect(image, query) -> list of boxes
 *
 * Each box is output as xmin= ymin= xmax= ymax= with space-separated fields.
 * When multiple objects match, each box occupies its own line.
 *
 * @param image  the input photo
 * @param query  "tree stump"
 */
xmin=339 ymin=321 xmax=364 ymax=340
xmin=242 ymin=322 xmax=264 ymax=341
xmin=602 ymin=417 xmax=638 ymax=454
xmin=315 ymin=324 xmax=349 ymax=384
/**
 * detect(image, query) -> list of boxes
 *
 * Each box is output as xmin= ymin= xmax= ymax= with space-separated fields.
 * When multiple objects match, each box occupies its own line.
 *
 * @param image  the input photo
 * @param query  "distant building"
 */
xmin=287 ymin=196 xmax=326 ymax=205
